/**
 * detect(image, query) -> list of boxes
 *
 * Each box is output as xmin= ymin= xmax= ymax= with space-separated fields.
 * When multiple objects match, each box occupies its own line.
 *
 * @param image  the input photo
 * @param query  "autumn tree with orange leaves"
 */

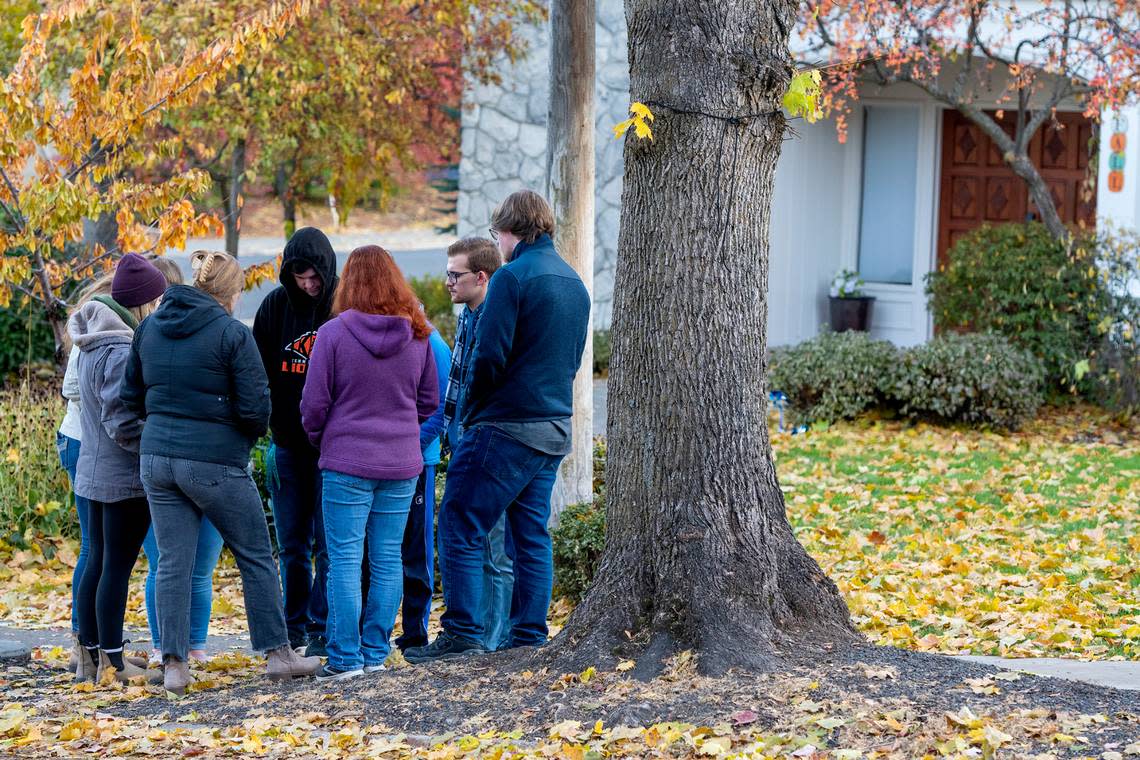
xmin=804 ymin=0 xmax=1140 ymax=240
xmin=0 ymin=1 xmax=315 ymax=358
xmin=145 ymin=0 xmax=543 ymax=253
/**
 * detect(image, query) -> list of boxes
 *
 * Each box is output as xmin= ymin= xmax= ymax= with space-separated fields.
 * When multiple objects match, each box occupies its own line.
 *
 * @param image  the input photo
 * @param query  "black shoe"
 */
xmin=404 ymin=632 xmax=486 ymax=664
xmin=305 ymin=635 xmax=327 ymax=658
xmin=395 ymin=635 xmax=427 ymax=653
xmin=315 ymin=663 xmax=363 ymax=682
xmin=289 ymin=634 xmax=307 ymax=652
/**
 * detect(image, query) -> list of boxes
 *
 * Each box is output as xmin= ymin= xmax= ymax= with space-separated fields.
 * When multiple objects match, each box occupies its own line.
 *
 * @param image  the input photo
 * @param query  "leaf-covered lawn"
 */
xmin=1 ymin=406 xmax=1136 ymax=662
xmin=778 ymin=405 xmax=1140 ymax=660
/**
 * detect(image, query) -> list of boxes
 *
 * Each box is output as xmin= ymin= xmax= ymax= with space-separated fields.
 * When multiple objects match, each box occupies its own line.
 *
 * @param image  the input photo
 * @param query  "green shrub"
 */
xmin=593 ymin=329 xmax=611 ymax=376
xmin=0 ymin=299 xmax=56 ymax=380
xmin=552 ymin=496 xmax=605 ymax=604
xmin=1083 ymin=227 xmax=1140 ymax=416
xmin=0 ymin=385 xmax=75 ymax=543
xmin=409 ymin=273 xmax=455 ymax=346
xmin=768 ymin=330 xmax=898 ymax=424
xmin=886 ymin=333 xmax=1044 ymax=429
xmin=551 ymin=436 xmax=607 ymax=603
xmin=926 ymin=223 xmax=1104 ymax=392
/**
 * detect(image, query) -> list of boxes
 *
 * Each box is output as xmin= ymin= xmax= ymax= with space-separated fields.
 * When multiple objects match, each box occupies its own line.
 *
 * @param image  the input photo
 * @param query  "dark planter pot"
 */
xmin=829 ymin=296 xmax=875 ymax=332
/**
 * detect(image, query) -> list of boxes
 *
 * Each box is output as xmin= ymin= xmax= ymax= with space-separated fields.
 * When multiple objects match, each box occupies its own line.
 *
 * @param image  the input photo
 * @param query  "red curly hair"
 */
xmin=333 ymin=245 xmax=431 ymax=340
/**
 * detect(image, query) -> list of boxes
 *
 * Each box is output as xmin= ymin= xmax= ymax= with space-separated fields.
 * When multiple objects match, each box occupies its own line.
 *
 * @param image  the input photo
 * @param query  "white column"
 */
xmin=1096 ymin=105 xmax=1140 ymax=230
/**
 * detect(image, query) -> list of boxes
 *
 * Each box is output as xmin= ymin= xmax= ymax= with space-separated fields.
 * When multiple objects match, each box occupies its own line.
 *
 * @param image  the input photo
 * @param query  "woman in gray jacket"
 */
xmin=68 ymin=254 xmax=166 ymax=684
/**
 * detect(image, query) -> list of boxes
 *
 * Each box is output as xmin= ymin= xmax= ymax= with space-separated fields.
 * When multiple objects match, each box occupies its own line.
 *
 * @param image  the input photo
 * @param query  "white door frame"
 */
xmin=837 ymin=97 xmax=940 ymax=347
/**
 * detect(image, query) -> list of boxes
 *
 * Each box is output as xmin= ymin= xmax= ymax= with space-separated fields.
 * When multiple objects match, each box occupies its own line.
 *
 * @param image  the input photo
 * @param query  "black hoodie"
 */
xmin=252 ymin=227 xmax=339 ymax=451
xmin=121 ymin=285 xmax=271 ymax=467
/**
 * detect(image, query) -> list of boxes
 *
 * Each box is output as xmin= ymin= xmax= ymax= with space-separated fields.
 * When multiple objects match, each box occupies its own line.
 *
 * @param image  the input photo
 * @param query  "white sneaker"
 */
xmin=363 ymin=663 xmax=386 ymax=673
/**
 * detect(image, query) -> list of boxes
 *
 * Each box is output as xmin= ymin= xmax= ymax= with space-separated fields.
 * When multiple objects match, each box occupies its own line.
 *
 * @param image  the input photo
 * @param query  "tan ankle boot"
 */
xmin=163 ymin=656 xmax=193 ymax=695
xmin=74 ymin=645 xmax=98 ymax=683
xmin=96 ymin=649 xmax=162 ymax=684
xmin=68 ymin=634 xmax=81 ymax=673
xmin=266 ymin=644 xmax=321 ymax=680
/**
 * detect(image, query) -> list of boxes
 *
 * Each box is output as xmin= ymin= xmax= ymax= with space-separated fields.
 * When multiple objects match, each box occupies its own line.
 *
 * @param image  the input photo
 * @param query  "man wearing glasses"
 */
xmin=409 ymin=236 xmax=513 ymax=654
xmin=407 ymin=190 xmax=590 ymax=663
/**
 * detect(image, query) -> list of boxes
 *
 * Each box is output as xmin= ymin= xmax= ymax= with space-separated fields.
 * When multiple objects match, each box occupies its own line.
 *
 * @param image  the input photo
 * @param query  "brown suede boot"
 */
xmin=163 ymin=656 xmax=193 ymax=695
xmin=96 ymin=649 xmax=162 ymax=684
xmin=67 ymin=634 xmax=81 ymax=673
xmin=265 ymin=644 xmax=321 ymax=680
xmin=75 ymin=645 xmax=98 ymax=683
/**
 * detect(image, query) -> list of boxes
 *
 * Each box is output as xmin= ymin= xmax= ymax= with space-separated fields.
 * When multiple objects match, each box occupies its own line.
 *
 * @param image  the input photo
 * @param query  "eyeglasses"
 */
xmin=488 ymin=228 xmax=499 ymax=242
xmin=446 ymin=270 xmax=473 ymax=285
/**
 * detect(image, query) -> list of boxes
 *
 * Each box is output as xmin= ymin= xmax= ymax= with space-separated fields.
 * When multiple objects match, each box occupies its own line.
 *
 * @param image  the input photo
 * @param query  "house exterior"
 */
xmin=457 ymin=1 xmax=1140 ymax=346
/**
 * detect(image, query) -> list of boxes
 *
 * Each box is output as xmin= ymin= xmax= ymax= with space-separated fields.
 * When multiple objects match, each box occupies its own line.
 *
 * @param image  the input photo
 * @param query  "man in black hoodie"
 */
xmin=253 ymin=227 xmax=339 ymax=655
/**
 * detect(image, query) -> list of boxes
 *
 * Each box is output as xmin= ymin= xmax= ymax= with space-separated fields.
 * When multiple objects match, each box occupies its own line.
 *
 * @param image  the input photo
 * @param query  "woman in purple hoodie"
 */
xmin=301 ymin=245 xmax=439 ymax=680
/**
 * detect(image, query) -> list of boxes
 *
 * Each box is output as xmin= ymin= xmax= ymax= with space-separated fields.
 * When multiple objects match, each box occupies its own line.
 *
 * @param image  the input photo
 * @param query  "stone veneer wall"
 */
xmin=457 ymin=1 xmax=629 ymax=327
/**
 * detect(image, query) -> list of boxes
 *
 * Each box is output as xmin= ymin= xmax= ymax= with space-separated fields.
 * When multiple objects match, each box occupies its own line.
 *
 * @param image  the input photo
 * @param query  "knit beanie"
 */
xmin=112 ymin=253 xmax=168 ymax=307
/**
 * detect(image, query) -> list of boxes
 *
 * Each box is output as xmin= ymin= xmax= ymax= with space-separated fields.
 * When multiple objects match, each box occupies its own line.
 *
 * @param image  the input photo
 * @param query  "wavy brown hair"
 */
xmin=332 ymin=245 xmax=431 ymax=340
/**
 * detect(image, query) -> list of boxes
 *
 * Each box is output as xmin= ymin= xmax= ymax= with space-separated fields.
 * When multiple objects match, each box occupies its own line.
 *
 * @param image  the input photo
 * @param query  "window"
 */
xmin=857 ymin=105 xmax=919 ymax=285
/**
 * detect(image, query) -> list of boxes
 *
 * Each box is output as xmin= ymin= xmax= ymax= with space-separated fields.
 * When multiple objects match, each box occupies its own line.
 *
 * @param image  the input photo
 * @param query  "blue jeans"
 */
xmin=395 ymin=465 xmax=436 ymax=650
xmin=268 ymin=444 xmax=328 ymax=645
xmin=57 ymin=432 xmax=91 ymax=634
xmin=481 ymin=513 xmax=515 ymax=651
xmin=322 ymin=470 xmax=416 ymax=671
xmin=439 ymin=427 xmax=561 ymax=646
xmin=142 ymin=518 xmax=224 ymax=650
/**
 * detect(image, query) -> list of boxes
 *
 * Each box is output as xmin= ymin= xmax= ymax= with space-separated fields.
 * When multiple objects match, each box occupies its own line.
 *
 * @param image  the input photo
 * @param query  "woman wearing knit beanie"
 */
xmin=121 ymin=251 xmax=321 ymax=694
xmin=67 ymin=253 xmax=167 ymax=684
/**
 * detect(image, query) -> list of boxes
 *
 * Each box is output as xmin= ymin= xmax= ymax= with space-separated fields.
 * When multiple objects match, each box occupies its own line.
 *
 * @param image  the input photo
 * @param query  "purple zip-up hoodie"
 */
xmin=300 ymin=310 xmax=439 ymax=481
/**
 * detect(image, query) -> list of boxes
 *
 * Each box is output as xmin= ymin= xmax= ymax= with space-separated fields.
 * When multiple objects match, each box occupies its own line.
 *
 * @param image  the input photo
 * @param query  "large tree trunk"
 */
xmin=555 ymin=0 xmax=855 ymax=675
xmin=546 ymin=0 xmax=596 ymax=519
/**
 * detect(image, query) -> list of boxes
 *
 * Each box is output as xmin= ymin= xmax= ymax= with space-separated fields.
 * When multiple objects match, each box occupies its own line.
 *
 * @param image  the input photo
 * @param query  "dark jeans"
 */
xmin=57 ymin=432 xmax=91 ymax=634
xmin=268 ymin=444 xmax=328 ymax=645
xmin=395 ymin=465 xmax=436 ymax=650
xmin=142 ymin=454 xmax=289 ymax=659
xmin=76 ymin=497 xmax=151 ymax=651
xmin=439 ymin=426 xmax=562 ymax=646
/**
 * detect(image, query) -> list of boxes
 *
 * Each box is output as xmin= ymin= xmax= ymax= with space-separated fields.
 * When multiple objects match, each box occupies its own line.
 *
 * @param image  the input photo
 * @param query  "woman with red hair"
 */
xmin=300 ymin=245 xmax=439 ymax=680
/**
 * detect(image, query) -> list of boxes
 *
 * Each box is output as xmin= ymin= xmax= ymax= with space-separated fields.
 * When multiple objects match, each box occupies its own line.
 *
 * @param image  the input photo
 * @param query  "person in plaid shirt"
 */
xmin=438 ymin=237 xmax=511 ymax=652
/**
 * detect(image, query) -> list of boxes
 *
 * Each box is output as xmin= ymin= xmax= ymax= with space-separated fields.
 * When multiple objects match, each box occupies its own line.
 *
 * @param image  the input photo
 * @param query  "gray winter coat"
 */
xmin=68 ymin=300 xmax=146 ymax=503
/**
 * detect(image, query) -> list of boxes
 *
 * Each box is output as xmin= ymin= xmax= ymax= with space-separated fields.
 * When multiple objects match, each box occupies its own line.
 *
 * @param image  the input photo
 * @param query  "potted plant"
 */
xmin=828 ymin=268 xmax=875 ymax=332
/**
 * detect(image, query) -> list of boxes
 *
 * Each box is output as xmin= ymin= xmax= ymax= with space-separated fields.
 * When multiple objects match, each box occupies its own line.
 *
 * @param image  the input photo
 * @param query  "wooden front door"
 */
xmin=937 ymin=109 xmax=1096 ymax=265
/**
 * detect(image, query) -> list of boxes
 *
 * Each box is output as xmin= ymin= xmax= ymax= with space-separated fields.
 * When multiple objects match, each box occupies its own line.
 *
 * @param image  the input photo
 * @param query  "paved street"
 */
xmin=164 ymin=233 xmax=450 ymax=323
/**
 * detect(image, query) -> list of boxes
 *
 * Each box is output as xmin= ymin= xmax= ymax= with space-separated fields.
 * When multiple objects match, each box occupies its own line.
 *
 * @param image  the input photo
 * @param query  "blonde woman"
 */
xmin=68 ymin=254 xmax=167 ymax=683
xmin=137 ymin=256 xmax=224 ymax=666
xmin=121 ymin=251 xmax=320 ymax=694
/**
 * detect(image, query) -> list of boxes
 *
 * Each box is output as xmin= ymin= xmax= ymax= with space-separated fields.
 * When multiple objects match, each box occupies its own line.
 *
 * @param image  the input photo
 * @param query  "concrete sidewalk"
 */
xmin=0 ymin=624 xmax=252 ymax=659
xmin=958 ymin=655 xmax=1139 ymax=691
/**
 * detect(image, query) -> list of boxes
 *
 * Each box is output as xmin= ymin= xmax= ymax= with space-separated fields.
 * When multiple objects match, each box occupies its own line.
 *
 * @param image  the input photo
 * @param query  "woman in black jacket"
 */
xmin=121 ymin=251 xmax=321 ymax=694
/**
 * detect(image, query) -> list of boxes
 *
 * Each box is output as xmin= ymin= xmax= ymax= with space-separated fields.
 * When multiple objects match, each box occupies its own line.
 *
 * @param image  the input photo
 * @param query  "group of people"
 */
xmin=57 ymin=190 xmax=590 ymax=691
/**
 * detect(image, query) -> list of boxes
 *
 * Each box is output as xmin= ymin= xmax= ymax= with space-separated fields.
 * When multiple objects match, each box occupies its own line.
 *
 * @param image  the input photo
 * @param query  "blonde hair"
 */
xmin=191 ymin=250 xmax=243 ymax=310
xmin=128 ymin=300 xmax=160 ymax=324
xmin=147 ymin=255 xmax=184 ymax=286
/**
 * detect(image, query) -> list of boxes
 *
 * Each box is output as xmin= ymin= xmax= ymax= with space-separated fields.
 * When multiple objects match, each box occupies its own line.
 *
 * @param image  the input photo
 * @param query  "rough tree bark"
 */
xmin=546 ymin=0 xmax=596 ymax=519
xmin=554 ymin=0 xmax=856 ymax=675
